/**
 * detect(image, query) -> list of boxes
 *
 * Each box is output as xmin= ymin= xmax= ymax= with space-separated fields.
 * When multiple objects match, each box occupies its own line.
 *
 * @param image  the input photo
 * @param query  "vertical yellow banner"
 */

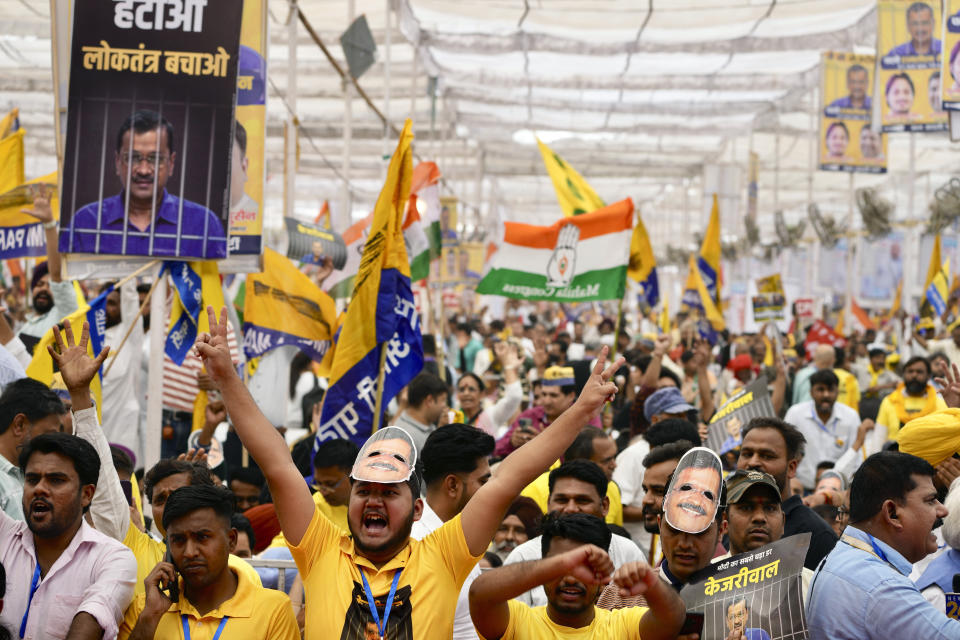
xmin=820 ymin=52 xmax=888 ymax=173
xmin=942 ymin=0 xmax=960 ymax=110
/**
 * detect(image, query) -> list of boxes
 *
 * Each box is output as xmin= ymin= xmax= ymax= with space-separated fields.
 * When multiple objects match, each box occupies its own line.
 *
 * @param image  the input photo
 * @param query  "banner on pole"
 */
xmin=820 ymin=52 xmax=888 ymax=173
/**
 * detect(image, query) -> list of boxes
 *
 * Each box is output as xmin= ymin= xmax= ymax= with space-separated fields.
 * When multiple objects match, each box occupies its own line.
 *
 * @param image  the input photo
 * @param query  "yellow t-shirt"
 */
xmin=876 ymin=389 xmax=947 ymax=440
xmin=834 ymin=368 xmax=861 ymax=412
xmin=123 ymin=524 xmax=262 ymax=597
xmin=289 ymin=506 xmax=481 ymax=639
xmin=269 ymin=491 xmax=350 ymax=548
xmin=520 ymin=469 xmax=624 ymax=526
xmin=490 ymin=600 xmax=647 ymax=640
xmin=119 ymin=566 xmax=298 ymax=640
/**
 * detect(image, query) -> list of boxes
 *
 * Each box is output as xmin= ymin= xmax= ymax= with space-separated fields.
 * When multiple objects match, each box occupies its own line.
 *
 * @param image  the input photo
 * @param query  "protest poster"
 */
xmin=284 ymin=217 xmax=348 ymax=270
xmin=943 ymin=0 xmax=960 ymax=110
xmin=58 ymin=0 xmax=244 ymax=260
xmin=819 ymin=52 xmax=887 ymax=173
xmin=681 ymin=534 xmax=810 ymax=640
xmin=0 ymin=175 xmax=58 ymax=259
xmin=706 ymin=377 xmax=775 ymax=457
xmin=752 ymin=274 xmax=786 ymax=322
xmin=877 ymin=0 xmax=948 ymax=132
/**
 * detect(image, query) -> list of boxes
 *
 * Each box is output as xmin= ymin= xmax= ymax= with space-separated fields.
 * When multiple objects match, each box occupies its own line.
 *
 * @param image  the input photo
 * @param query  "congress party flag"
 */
xmin=316 ymin=119 xmax=423 ymax=449
xmin=627 ymin=212 xmax=659 ymax=308
xmin=476 ymin=199 xmax=634 ymax=302
xmin=164 ymin=260 xmax=223 ymax=365
xmin=405 ymin=161 xmax=442 ymax=282
xmin=699 ymin=195 xmax=723 ymax=306
xmin=537 ymin=138 xmax=606 ymax=217
xmin=242 ymin=247 xmax=337 ymax=362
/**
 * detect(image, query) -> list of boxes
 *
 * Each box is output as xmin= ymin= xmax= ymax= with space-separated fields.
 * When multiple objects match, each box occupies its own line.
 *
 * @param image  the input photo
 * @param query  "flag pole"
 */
xmin=103 ymin=265 xmax=162 ymax=377
xmin=372 ymin=341 xmax=390 ymax=432
xmin=113 ymin=259 xmax=160 ymax=291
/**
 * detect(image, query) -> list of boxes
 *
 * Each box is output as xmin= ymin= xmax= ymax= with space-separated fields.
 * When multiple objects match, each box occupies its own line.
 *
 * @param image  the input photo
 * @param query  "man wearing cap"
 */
xmin=195 ymin=307 xmax=624 ymax=639
xmin=496 ymin=366 xmax=592 ymax=458
xmin=876 ymin=356 xmax=947 ymax=445
xmin=643 ymin=387 xmax=695 ymax=426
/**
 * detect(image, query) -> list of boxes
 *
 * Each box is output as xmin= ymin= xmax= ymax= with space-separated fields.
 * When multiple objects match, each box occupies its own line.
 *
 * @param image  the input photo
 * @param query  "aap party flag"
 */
xmin=476 ymin=199 xmax=634 ymax=302
xmin=627 ymin=212 xmax=659 ymax=307
xmin=698 ymin=194 xmax=723 ymax=306
xmin=317 ymin=120 xmax=423 ymax=449
xmin=242 ymin=248 xmax=337 ymax=362
xmin=537 ymin=138 xmax=605 ymax=217
xmin=165 ymin=261 xmax=223 ymax=365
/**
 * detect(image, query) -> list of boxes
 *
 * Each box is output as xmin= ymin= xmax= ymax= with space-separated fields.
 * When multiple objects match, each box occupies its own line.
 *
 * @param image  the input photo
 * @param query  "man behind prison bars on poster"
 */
xmin=64 ymin=109 xmax=227 ymax=259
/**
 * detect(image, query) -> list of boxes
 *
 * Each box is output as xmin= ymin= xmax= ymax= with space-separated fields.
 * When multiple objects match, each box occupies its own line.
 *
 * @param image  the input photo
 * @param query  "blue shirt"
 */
xmin=62 ymin=190 xmax=226 ymax=259
xmin=887 ymin=39 xmax=942 ymax=57
xmin=828 ymin=95 xmax=872 ymax=110
xmin=807 ymin=526 xmax=960 ymax=639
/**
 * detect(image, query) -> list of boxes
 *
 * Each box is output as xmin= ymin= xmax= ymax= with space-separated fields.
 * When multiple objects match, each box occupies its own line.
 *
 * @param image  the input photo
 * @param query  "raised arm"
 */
xmin=460 ymin=347 xmax=623 ymax=556
xmin=694 ymin=340 xmax=715 ymax=420
xmin=51 ymin=319 xmax=129 ymax=541
xmin=22 ymin=185 xmax=63 ymax=282
xmin=195 ymin=307 xmax=315 ymax=545
xmin=469 ymin=544 xmax=613 ymax=640
xmin=612 ymin=561 xmax=688 ymax=640
xmin=640 ymin=335 xmax=671 ymax=389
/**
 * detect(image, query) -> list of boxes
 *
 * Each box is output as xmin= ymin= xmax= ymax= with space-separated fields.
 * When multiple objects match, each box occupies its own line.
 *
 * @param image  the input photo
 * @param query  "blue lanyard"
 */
xmin=359 ymin=569 xmax=402 ymax=640
xmin=18 ymin=562 xmax=41 ymax=639
xmin=181 ymin=615 xmax=228 ymax=640
xmin=866 ymin=534 xmax=889 ymax=563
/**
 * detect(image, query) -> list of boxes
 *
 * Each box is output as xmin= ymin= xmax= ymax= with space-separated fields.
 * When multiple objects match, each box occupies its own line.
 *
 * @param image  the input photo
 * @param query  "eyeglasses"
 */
xmin=119 ymin=152 xmax=169 ymax=167
xmin=835 ymin=506 xmax=850 ymax=520
xmin=311 ymin=474 xmax=347 ymax=493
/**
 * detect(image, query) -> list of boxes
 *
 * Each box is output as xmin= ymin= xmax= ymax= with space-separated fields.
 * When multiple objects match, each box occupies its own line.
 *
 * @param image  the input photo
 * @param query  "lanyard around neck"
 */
xmin=181 ymin=615 xmax=228 ymax=640
xmin=359 ymin=569 xmax=403 ymax=640
xmin=842 ymin=533 xmax=895 ymax=569
xmin=18 ymin=562 xmax=41 ymax=639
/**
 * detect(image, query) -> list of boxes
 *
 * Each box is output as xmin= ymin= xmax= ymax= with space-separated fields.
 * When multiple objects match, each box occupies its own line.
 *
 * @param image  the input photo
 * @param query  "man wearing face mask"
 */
xmin=876 ymin=356 xmax=947 ymax=445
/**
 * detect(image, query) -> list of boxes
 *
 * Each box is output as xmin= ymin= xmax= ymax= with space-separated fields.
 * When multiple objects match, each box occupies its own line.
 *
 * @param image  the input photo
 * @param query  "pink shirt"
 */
xmin=0 ymin=514 xmax=136 ymax=640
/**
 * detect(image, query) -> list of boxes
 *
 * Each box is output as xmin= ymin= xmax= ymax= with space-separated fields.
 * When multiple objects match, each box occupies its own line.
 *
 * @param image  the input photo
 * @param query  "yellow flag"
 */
xmin=683 ymin=253 xmax=725 ymax=331
xmin=0 ymin=130 xmax=25 ymax=194
xmin=0 ymin=108 xmax=19 ymax=139
xmin=925 ymin=234 xmax=943 ymax=296
xmin=536 ymin=138 xmax=605 ymax=217
xmin=927 ymin=258 xmax=951 ymax=316
xmin=698 ymin=194 xmax=723 ymax=305
xmin=659 ymin=297 xmax=670 ymax=334
xmin=628 ymin=212 xmax=659 ymax=307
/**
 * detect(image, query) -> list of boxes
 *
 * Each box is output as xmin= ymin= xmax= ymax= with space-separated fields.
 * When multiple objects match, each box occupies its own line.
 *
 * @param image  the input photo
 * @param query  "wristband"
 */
xmin=42 ymin=220 xmax=58 ymax=230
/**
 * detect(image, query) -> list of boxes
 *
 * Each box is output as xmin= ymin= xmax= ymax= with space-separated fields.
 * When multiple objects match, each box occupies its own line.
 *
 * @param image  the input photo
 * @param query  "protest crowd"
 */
xmin=7 ymin=1 xmax=960 ymax=639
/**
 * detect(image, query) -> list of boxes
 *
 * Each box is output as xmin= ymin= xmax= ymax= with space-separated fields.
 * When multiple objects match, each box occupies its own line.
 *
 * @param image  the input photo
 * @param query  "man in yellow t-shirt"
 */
xmin=521 ymin=427 xmax=624 ymax=526
xmin=120 ymin=485 xmax=298 ymax=640
xmin=876 ymin=356 xmax=947 ymax=441
xmin=469 ymin=512 xmax=686 ymax=640
xmin=196 ymin=309 xmax=625 ymax=639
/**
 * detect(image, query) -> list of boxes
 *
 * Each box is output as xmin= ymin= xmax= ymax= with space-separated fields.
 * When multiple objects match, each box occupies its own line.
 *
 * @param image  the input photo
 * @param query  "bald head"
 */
xmin=813 ymin=345 xmax=836 ymax=370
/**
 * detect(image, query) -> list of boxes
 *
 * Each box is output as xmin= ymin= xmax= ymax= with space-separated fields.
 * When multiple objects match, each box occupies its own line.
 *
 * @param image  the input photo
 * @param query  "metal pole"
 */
xmin=285 ymin=1 xmax=298 ymax=220
xmin=807 ymin=87 xmax=818 ymax=298
xmin=144 ymin=273 xmax=167 ymax=478
xmin=341 ymin=0 xmax=356 ymax=228
xmin=845 ymin=171 xmax=855 ymax=330
xmin=383 ymin=0 xmax=391 ymax=166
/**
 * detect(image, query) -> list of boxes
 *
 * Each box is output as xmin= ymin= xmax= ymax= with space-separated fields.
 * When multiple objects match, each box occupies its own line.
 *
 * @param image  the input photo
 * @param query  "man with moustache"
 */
xmin=469 ymin=513 xmax=687 ymax=639
xmin=876 ymin=356 xmax=947 ymax=444
xmin=807 ymin=451 xmax=960 ymax=638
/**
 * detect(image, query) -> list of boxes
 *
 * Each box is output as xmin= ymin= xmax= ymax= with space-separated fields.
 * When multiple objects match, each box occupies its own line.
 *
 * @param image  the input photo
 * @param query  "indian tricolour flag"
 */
xmin=324 ymin=212 xmax=372 ymax=300
xmin=405 ymin=162 xmax=442 ymax=282
xmin=476 ymin=198 xmax=633 ymax=302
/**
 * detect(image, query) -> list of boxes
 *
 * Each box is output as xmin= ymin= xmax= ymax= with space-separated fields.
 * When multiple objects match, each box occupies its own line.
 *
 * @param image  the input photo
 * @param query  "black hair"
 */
xmin=826 ymin=121 xmax=849 ymax=138
xmin=847 ymin=63 xmax=868 ymax=78
xmin=868 ymin=348 xmax=887 ymax=358
xmin=930 ymin=351 xmax=950 ymax=366
xmin=406 ymin=373 xmax=449 ymax=407
xmin=644 ymin=419 xmax=701 ymax=448
xmin=907 ymin=1 xmax=933 ymax=18
xmin=234 ymin=120 xmax=247 ymax=156
xmin=116 ymin=109 xmax=175 ymax=155
xmin=608 ymin=523 xmax=632 ymax=540
xmin=903 ymin=355 xmax=931 ymax=375
xmin=110 ymin=445 xmax=134 ymax=476
xmin=887 ymin=72 xmax=915 ymax=96
xmin=742 ymin=416 xmax=806 ymax=461
xmin=421 ymin=334 xmax=437 ymax=356
xmin=421 ymin=424 xmax=494 ymax=487
xmin=162 ymin=484 xmax=235 ymax=532
xmin=143 ymin=459 xmax=214 ymax=501
xmin=643 ymin=440 xmax=695 ymax=469
xmin=563 ymin=426 xmax=608 ymax=462
xmin=229 ymin=465 xmax=265 ymax=489
xmin=456 ymin=372 xmax=485 ymax=393
xmin=850 ymin=451 xmax=935 ymax=523
xmin=18 ymin=433 xmax=99 ymax=512
xmin=548 ymin=460 xmax=607 ymax=499
xmin=658 ymin=368 xmax=682 ymax=388
xmin=136 ymin=282 xmax=152 ymax=295
xmin=98 ymin=280 xmax=118 ymax=295
xmin=816 ymin=460 xmax=835 ymax=472
xmin=833 ymin=346 xmax=846 ymax=368
xmin=0 ymin=558 xmax=4 ymax=597
xmin=809 ymin=369 xmax=839 ymax=389
xmin=231 ymin=512 xmax=256 ymax=550
xmin=482 ymin=551 xmax=502 ymax=568
xmin=0 ymin=378 xmax=65 ymax=436
xmin=540 ymin=512 xmax=612 ymax=557
xmin=812 ymin=503 xmax=839 ymax=525
xmin=289 ymin=351 xmax=314 ymax=399
xmin=313 ymin=439 xmax=360 ymax=472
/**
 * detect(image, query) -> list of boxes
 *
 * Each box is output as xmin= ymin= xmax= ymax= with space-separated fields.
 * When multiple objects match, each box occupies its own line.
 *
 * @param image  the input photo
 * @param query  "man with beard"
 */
xmin=469 ymin=512 xmax=686 ymax=640
xmin=807 ymin=452 xmax=960 ymax=638
xmin=784 ymin=369 xmax=865 ymax=489
xmin=410 ymin=424 xmax=495 ymax=640
xmin=876 ymin=356 xmax=946 ymax=444
xmin=492 ymin=498 xmax=542 ymax=561
xmin=120 ymin=485 xmax=299 ymax=640
xmin=100 ymin=280 xmax=145 ymax=460
xmin=0 ymin=378 xmax=64 ymax=520
xmin=195 ymin=307 xmax=624 ymax=639
xmin=0 ymin=432 xmax=136 ymax=639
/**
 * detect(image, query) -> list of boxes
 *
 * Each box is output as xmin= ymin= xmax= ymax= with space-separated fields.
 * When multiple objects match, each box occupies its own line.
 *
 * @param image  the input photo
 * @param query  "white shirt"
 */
xmin=784 ymin=400 xmax=861 ymax=489
xmin=503 ymin=532 xmax=643 ymax=608
xmin=612 ymin=438 xmax=651 ymax=556
xmin=247 ymin=345 xmax=297 ymax=427
xmin=101 ymin=280 xmax=144 ymax=461
xmin=410 ymin=501 xmax=480 ymax=640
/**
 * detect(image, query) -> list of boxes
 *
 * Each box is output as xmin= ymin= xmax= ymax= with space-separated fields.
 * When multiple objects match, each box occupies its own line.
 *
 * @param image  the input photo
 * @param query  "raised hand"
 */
xmin=560 ymin=544 xmax=614 ymax=586
xmin=574 ymin=345 xmax=625 ymax=418
xmin=194 ymin=306 xmax=233 ymax=384
xmin=177 ymin=448 xmax=209 ymax=466
xmin=48 ymin=319 xmax=109 ymax=393
xmin=494 ymin=340 xmax=521 ymax=370
xmin=21 ymin=183 xmax=54 ymax=224
xmin=612 ymin=560 xmax=658 ymax=597
xmin=935 ymin=363 xmax=960 ymax=408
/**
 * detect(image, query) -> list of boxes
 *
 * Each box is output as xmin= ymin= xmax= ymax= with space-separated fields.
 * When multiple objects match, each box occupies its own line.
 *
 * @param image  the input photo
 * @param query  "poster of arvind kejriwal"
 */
xmin=58 ymin=0 xmax=243 ymax=260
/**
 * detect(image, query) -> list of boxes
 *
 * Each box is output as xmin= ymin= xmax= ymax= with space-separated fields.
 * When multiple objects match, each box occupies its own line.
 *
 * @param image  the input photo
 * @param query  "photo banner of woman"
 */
xmin=878 ymin=0 xmax=948 ymax=132
xmin=941 ymin=0 xmax=960 ymax=110
xmin=819 ymin=52 xmax=888 ymax=173
xmin=58 ymin=0 xmax=245 ymax=260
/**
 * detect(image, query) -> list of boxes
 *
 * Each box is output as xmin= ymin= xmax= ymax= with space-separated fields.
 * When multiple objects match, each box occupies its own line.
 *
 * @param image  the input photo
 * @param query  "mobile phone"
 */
xmin=679 ymin=612 xmax=704 ymax=635
xmin=161 ymin=548 xmax=179 ymax=602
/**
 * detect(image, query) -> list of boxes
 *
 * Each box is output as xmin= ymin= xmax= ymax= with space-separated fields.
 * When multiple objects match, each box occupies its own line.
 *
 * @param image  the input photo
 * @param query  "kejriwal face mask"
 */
xmin=664 ymin=447 xmax=723 ymax=534
xmin=351 ymin=426 xmax=417 ymax=484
